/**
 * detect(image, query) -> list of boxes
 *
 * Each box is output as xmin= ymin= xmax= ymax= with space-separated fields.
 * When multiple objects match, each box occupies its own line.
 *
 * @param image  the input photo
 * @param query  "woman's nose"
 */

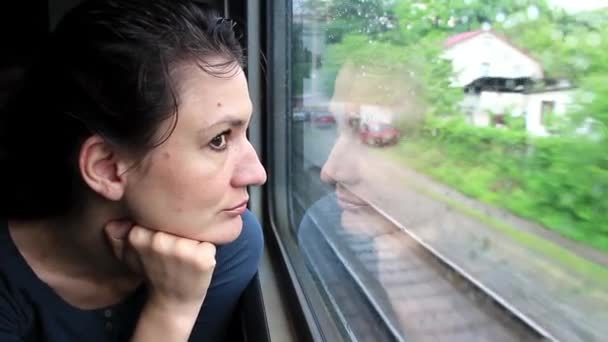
xmin=232 ymin=140 xmax=267 ymax=188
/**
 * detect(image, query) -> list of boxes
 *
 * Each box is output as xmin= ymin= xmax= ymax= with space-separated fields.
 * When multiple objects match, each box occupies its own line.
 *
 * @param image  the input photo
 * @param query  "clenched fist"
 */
xmin=105 ymin=220 xmax=217 ymax=341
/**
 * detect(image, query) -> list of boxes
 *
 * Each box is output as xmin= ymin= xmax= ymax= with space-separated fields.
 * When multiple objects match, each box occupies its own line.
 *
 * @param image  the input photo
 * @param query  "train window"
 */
xmin=268 ymin=0 xmax=608 ymax=341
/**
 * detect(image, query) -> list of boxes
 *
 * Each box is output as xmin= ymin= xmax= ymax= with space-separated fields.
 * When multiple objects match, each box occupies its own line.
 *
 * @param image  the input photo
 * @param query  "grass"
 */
xmin=381 ymin=144 xmax=608 ymax=284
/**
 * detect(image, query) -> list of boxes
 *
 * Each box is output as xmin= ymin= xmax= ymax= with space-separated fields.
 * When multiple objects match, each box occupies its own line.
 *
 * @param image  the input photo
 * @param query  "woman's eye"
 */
xmin=209 ymin=131 xmax=230 ymax=151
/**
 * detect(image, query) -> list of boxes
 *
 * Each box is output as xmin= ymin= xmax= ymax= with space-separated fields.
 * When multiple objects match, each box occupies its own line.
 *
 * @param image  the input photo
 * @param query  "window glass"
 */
xmin=289 ymin=1 xmax=608 ymax=341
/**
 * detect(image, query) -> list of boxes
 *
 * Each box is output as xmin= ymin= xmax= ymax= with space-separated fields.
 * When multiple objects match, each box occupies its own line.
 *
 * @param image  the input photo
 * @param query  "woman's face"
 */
xmin=122 ymin=62 xmax=266 ymax=244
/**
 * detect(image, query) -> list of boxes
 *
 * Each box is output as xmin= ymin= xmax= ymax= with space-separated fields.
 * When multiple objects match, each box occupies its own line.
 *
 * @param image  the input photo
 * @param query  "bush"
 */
xmin=401 ymin=119 xmax=608 ymax=251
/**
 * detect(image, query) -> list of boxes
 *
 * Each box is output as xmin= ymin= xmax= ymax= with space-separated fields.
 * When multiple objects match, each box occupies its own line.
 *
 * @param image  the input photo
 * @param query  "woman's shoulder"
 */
xmin=234 ymin=209 xmax=263 ymax=254
xmin=241 ymin=209 xmax=262 ymax=237
xmin=0 ymin=221 xmax=30 ymax=283
xmin=207 ymin=209 xmax=263 ymax=289
xmin=188 ymin=210 xmax=263 ymax=340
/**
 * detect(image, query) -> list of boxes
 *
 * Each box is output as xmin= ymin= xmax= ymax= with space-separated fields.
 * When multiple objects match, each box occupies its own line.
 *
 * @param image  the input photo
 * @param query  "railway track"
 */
xmin=294 ymin=168 xmax=553 ymax=341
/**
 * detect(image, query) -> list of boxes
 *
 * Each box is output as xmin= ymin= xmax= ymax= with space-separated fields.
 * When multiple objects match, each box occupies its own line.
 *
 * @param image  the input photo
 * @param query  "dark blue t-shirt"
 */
xmin=0 ymin=210 xmax=263 ymax=341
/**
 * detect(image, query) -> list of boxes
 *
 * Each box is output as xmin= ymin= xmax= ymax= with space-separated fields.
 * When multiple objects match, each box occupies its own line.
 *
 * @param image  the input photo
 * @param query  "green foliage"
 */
xmin=503 ymin=114 xmax=526 ymax=132
xmin=391 ymin=0 xmax=551 ymax=43
xmin=505 ymin=15 xmax=604 ymax=81
xmin=303 ymin=0 xmax=391 ymax=44
xmin=400 ymin=120 xmax=608 ymax=251
xmin=543 ymin=112 xmax=570 ymax=135
xmin=319 ymin=34 xmax=393 ymax=96
xmin=571 ymin=73 xmax=608 ymax=130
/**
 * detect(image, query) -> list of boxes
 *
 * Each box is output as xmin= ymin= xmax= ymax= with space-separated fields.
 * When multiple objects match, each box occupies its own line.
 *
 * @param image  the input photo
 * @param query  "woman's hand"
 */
xmin=104 ymin=221 xmax=217 ymax=341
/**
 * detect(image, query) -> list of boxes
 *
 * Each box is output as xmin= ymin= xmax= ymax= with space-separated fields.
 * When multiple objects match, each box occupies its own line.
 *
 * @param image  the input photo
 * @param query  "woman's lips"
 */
xmin=224 ymin=199 xmax=248 ymax=215
xmin=336 ymin=186 xmax=369 ymax=210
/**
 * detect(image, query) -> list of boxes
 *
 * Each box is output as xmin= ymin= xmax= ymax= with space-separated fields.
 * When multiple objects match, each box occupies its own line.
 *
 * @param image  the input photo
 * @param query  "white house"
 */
xmin=524 ymin=86 xmax=577 ymax=136
xmin=442 ymin=30 xmax=577 ymax=136
xmin=442 ymin=30 xmax=544 ymax=87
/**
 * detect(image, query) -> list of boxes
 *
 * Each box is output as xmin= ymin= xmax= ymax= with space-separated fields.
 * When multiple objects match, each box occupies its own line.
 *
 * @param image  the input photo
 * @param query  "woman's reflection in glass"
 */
xmin=298 ymin=60 xmax=427 ymax=337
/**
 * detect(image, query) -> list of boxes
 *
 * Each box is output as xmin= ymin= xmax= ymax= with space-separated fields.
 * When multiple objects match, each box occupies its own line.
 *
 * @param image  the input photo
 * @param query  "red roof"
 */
xmin=444 ymin=30 xmax=483 ymax=48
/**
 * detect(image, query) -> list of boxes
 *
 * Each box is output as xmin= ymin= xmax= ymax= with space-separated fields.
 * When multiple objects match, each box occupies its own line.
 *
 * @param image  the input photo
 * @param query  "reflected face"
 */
xmin=319 ymin=63 xmax=424 ymax=232
xmin=122 ymin=62 xmax=267 ymax=244
xmin=320 ymin=102 xmax=378 ymax=230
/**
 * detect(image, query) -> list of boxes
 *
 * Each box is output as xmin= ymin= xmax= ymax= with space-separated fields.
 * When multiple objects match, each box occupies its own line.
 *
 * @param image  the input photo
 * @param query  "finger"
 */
xmin=195 ymin=242 xmax=217 ymax=270
xmin=197 ymin=241 xmax=217 ymax=258
xmin=150 ymin=230 xmax=179 ymax=256
xmin=128 ymin=225 xmax=155 ymax=251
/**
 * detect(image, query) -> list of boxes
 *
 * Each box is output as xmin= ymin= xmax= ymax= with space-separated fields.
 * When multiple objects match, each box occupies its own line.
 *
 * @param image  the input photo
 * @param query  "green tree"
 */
xmin=301 ymin=0 xmax=392 ymax=43
xmin=391 ymin=0 xmax=551 ymax=43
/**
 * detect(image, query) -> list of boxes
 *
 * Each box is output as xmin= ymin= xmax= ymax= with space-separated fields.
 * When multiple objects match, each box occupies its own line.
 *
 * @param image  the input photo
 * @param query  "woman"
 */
xmin=0 ymin=0 xmax=266 ymax=341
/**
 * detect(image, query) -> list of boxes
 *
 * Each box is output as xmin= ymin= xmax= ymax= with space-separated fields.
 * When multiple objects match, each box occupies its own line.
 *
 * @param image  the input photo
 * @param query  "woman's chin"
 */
xmin=192 ymin=215 xmax=244 ymax=245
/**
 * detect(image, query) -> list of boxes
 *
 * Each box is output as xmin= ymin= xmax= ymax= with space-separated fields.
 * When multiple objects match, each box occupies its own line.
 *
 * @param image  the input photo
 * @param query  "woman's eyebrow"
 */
xmin=200 ymin=116 xmax=247 ymax=132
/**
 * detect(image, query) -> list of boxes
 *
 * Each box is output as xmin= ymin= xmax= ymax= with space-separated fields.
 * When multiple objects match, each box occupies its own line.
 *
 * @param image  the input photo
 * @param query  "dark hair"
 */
xmin=0 ymin=0 xmax=244 ymax=220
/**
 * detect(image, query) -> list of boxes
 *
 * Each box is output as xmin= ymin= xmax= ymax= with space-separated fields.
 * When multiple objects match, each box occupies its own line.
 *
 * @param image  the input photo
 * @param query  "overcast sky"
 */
xmin=548 ymin=0 xmax=608 ymax=12
xmin=292 ymin=1 xmax=608 ymax=15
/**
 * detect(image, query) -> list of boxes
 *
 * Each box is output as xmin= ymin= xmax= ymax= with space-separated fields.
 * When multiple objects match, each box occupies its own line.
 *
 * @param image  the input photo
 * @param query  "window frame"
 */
xmin=262 ymin=0 xmax=346 ymax=341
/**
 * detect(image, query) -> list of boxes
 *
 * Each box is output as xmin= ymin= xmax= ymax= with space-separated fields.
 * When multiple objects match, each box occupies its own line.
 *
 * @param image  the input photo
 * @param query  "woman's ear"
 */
xmin=78 ymin=135 xmax=132 ymax=201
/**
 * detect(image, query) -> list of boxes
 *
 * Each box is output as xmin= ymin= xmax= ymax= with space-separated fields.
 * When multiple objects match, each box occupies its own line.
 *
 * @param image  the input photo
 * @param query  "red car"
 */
xmin=359 ymin=123 xmax=400 ymax=146
xmin=312 ymin=111 xmax=336 ymax=128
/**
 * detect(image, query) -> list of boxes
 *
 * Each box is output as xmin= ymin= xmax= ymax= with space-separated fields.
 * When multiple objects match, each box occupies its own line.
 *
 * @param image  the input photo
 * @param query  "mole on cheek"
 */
xmin=217 ymin=102 xmax=222 ymax=107
xmin=162 ymin=152 xmax=170 ymax=159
